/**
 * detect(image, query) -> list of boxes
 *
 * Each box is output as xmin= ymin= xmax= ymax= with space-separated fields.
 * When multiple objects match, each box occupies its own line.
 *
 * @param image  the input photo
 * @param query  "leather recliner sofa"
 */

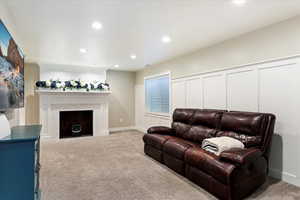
xmin=143 ymin=109 xmax=276 ymax=200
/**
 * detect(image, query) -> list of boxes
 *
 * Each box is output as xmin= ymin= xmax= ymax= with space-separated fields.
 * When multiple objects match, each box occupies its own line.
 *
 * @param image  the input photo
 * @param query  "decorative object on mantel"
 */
xmin=0 ymin=114 xmax=11 ymax=138
xmin=35 ymin=80 xmax=110 ymax=92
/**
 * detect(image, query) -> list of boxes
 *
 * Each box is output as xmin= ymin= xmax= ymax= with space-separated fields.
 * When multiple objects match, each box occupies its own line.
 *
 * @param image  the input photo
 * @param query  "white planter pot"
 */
xmin=0 ymin=114 xmax=11 ymax=138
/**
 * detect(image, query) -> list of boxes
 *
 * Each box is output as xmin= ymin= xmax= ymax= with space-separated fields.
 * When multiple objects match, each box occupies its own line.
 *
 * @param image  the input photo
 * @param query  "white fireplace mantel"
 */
xmin=36 ymin=88 xmax=112 ymax=94
xmin=37 ymin=89 xmax=111 ymax=139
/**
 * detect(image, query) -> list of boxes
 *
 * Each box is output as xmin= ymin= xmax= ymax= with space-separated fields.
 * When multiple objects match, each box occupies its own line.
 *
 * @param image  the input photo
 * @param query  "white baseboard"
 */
xmin=134 ymin=127 xmax=147 ymax=133
xmin=109 ymin=126 xmax=147 ymax=133
xmin=99 ymin=130 xmax=109 ymax=136
xmin=40 ymin=135 xmax=54 ymax=139
xmin=109 ymin=126 xmax=136 ymax=133
xmin=269 ymin=168 xmax=300 ymax=187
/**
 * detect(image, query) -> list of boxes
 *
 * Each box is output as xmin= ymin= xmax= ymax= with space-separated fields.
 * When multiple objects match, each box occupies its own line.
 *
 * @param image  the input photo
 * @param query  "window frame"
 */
xmin=144 ymin=72 xmax=171 ymax=117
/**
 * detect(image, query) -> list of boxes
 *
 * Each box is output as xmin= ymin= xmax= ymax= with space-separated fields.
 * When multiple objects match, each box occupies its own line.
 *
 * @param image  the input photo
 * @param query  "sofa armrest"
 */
xmin=147 ymin=126 xmax=174 ymax=135
xmin=220 ymin=148 xmax=262 ymax=165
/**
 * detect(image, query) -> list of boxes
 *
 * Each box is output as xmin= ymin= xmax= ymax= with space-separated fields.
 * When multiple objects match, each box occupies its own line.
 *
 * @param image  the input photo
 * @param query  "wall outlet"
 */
xmin=119 ymin=118 xmax=123 ymax=123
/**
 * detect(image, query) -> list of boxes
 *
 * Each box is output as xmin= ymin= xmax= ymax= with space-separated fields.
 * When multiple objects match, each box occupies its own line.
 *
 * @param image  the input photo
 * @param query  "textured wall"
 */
xmin=106 ymin=70 xmax=135 ymax=129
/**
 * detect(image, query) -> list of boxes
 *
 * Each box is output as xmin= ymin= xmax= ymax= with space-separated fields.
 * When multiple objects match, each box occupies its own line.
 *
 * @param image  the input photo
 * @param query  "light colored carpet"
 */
xmin=41 ymin=131 xmax=300 ymax=200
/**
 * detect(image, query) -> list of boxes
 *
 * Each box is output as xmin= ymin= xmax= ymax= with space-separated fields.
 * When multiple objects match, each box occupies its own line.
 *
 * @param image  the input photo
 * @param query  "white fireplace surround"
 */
xmin=38 ymin=90 xmax=111 ymax=139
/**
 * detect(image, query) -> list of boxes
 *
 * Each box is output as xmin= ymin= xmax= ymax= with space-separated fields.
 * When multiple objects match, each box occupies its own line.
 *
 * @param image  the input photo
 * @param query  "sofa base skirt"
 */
xmin=163 ymin=153 xmax=185 ymax=175
xmin=144 ymin=145 xmax=267 ymax=200
xmin=185 ymin=164 xmax=267 ymax=200
xmin=185 ymin=164 xmax=230 ymax=200
xmin=231 ymin=172 xmax=266 ymax=200
xmin=144 ymin=144 xmax=163 ymax=163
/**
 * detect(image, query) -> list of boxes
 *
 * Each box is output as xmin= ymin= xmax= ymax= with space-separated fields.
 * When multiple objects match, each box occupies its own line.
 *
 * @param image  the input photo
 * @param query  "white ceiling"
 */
xmin=3 ymin=0 xmax=300 ymax=71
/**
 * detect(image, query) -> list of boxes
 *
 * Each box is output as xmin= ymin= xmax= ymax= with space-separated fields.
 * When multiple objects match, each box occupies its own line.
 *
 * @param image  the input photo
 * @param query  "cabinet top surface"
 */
xmin=0 ymin=125 xmax=42 ymax=142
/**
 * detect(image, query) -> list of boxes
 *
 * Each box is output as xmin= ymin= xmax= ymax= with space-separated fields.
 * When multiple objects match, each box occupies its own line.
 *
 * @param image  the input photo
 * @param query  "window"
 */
xmin=145 ymin=73 xmax=170 ymax=114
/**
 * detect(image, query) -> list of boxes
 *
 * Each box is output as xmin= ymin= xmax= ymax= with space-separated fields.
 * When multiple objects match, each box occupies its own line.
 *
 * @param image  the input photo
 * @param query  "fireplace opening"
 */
xmin=59 ymin=110 xmax=93 ymax=139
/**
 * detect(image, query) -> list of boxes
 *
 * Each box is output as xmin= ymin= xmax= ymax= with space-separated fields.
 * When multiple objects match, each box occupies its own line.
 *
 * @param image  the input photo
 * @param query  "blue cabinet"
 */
xmin=0 ymin=125 xmax=42 ymax=200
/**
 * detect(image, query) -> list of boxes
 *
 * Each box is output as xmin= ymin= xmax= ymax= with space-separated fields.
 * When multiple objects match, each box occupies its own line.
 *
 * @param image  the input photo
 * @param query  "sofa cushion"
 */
xmin=171 ymin=109 xmax=195 ymax=138
xmin=219 ymin=112 xmax=266 ymax=147
xmin=172 ymin=122 xmax=191 ymax=138
xmin=172 ymin=109 xmax=224 ymax=142
xmin=220 ymin=148 xmax=262 ymax=165
xmin=183 ymin=125 xmax=216 ymax=143
xmin=216 ymin=131 xmax=262 ymax=148
xmin=190 ymin=109 xmax=223 ymax=128
xmin=220 ymin=112 xmax=265 ymax=136
xmin=173 ymin=109 xmax=195 ymax=124
xmin=147 ymin=126 xmax=174 ymax=135
xmin=163 ymin=138 xmax=198 ymax=160
xmin=143 ymin=134 xmax=175 ymax=150
xmin=185 ymin=147 xmax=235 ymax=185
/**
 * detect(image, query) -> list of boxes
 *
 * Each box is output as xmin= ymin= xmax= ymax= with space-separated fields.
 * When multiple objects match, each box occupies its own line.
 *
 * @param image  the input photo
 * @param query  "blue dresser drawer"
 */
xmin=0 ymin=125 xmax=42 ymax=200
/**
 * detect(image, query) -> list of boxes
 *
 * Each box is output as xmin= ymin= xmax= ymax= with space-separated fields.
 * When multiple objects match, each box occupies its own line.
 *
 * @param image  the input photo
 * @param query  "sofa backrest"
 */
xmin=171 ymin=109 xmax=224 ymax=143
xmin=171 ymin=108 xmax=276 ymax=159
xmin=217 ymin=111 xmax=276 ymax=158
xmin=217 ymin=112 xmax=265 ymax=147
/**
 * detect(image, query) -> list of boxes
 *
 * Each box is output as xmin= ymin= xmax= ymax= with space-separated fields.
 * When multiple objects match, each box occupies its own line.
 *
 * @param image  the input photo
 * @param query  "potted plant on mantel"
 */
xmin=35 ymin=79 xmax=110 ymax=93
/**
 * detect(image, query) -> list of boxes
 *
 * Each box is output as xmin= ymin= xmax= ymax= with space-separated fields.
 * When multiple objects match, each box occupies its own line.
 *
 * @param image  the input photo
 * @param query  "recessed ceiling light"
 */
xmin=232 ymin=0 xmax=246 ymax=6
xmin=162 ymin=35 xmax=172 ymax=43
xmin=79 ymin=48 xmax=87 ymax=53
xmin=114 ymin=64 xmax=119 ymax=68
xmin=92 ymin=21 xmax=102 ymax=30
xmin=130 ymin=54 xmax=137 ymax=60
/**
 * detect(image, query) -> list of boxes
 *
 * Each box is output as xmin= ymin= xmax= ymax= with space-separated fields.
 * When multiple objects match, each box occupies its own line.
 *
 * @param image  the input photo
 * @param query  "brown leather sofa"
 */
xmin=143 ymin=109 xmax=276 ymax=200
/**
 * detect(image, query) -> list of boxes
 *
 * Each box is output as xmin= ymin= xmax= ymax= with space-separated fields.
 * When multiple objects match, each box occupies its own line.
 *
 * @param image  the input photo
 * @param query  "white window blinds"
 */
xmin=145 ymin=74 xmax=170 ymax=114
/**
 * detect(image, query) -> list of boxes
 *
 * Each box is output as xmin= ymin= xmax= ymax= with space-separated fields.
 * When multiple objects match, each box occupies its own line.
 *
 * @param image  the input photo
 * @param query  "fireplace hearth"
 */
xmin=60 ymin=110 xmax=93 ymax=139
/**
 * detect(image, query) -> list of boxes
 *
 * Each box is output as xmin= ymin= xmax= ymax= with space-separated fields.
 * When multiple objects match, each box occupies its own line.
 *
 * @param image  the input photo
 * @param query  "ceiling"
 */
xmin=3 ymin=0 xmax=300 ymax=71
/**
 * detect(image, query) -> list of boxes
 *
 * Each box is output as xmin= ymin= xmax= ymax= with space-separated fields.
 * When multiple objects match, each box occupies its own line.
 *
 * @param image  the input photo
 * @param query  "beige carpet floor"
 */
xmin=41 ymin=131 xmax=300 ymax=200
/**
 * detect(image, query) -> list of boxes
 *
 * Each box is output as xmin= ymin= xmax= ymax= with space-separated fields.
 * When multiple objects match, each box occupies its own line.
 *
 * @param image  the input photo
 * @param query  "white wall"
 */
xmin=39 ymin=66 xmax=136 ymax=130
xmin=136 ymin=56 xmax=300 ymax=186
xmin=39 ymin=64 xmax=106 ymax=82
xmin=106 ymin=70 xmax=135 ymax=129
xmin=135 ymin=16 xmax=300 ymax=187
xmin=136 ymin=15 xmax=300 ymax=84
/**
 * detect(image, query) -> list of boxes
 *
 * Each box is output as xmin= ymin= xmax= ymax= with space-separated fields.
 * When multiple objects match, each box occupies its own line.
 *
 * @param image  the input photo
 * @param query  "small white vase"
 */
xmin=0 ymin=114 xmax=11 ymax=139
